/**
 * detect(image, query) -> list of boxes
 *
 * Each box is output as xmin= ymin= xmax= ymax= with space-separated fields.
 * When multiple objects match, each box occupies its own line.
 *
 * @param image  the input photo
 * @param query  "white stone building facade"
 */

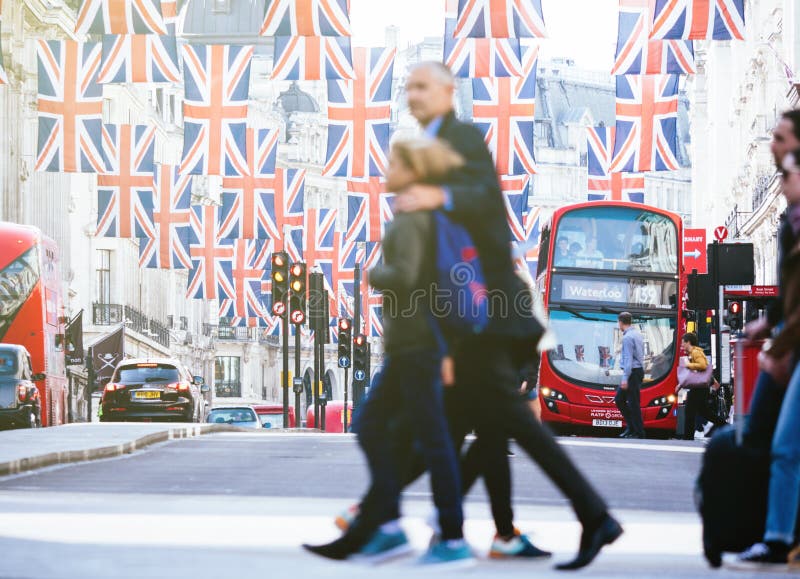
xmin=690 ymin=0 xmax=800 ymax=284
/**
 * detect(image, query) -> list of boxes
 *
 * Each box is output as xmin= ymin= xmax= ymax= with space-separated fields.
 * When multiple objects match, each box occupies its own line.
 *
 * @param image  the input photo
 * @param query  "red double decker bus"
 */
xmin=0 ymin=223 xmax=67 ymax=426
xmin=535 ymin=202 xmax=684 ymax=436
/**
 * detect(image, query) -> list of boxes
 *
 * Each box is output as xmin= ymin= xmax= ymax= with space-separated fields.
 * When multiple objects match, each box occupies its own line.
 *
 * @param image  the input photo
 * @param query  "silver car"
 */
xmin=206 ymin=406 xmax=260 ymax=429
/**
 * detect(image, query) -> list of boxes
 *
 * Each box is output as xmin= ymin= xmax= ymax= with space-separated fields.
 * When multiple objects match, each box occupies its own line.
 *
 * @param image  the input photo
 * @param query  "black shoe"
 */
xmin=624 ymin=433 xmax=644 ymax=439
xmin=303 ymin=536 xmax=361 ymax=561
xmin=738 ymin=541 xmax=791 ymax=565
xmin=555 ymin=515 xmax=623 ymax=571
xmin=618 ymin=428 xmax=630 ymax=438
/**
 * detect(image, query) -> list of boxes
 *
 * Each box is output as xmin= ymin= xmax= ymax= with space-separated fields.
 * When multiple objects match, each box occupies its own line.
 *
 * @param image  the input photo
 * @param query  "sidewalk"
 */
xmin=0 ymin=422 xmax=241 ymax=477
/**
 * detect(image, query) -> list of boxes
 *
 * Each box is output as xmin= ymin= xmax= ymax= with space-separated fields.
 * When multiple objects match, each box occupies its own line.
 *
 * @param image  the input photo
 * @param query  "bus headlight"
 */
xmin=541 ymin=387 xmax=568 ymax=403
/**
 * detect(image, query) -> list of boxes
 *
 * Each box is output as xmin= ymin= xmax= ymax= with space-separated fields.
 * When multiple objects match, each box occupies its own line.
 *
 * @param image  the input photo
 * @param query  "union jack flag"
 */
xmin=324 ymin=46 xmax=395 ymax=178
xmin=454 ymin=0 xmax=547 ymax=38
xmin=219 ymin=128 xmax=279 ymax=239
xmin=587 ymin=126 xmax=646 ymax=203
xmin=161 ymin=0 xmax=178 ymax=33
xmin=345 ymin=177 xmax=394 ymax=243
xmin=364 ymin=290 xmax=383 ymax=338
xmin=265 ymin=167 xmax=306 ymax=262
xmin=96 ymin=124 xmax=156 ymax=238
xmin=138 ymin=164 xmax=192 ymax=269
xmin=259 ymin=0 xmax=352 ymax=36
xmin=610 ymin=75 xmax=679 ymax=173
xmin=501 ymin=175 xmax=530 ymax=242
xmin=338 ymin=239 xmax=380 ymax=325
xmin=303 ymin=208 xmax=339 ymax=297
xmin=650 ymin=0 xmax=745 ymax=40
xmin=444 ymin=18 xmax=523 ymax=78
xmin=186 ymin=205 xmax=235 ymax=300
xmin=218 ymin=239 xmax=271 ymax=320
xmin=36 ymin=40 xmax=105 ymax=173
xmin=613 ymin=0 xmax=695 ymax=75
xmin=75 ymin=0 xmax=167 ymax=35
xmin=271 ymin=36 xmax=354 ymax=81
xmin=472 ymin=44 xmax=538 ymax=176
xmin=521 ymin=206 xmax=544 ymax=276
xmin=180 ymin=44 xmax=253 ymax=177
xmin=98 ymin=34 xmax=180 ymax=84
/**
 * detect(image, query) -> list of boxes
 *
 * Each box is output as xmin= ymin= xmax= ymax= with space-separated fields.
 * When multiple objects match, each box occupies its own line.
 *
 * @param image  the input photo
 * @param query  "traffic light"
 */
xmin=309 ymin=272 xmax=325 ymax=332
xmin=352 ymin=333 xmax=369 ymax=386
xmin=289 ymin=262 xmax=307 ymax=325
xmin=726 ymin=301 xmax=743 ymax=331
xmin=337 ymin=319 xmax=352 ymax=368
xmin=271 ymin=252 xmax=289 ymax=317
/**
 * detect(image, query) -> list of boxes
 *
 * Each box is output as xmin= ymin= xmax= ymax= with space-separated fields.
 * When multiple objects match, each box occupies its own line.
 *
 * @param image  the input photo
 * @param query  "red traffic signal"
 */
xmin=338 ymin=318 xmax=351 ymax=332
xmin=272 ymin=253 xmax=287 ymax=268
xmin=729 ymin=302 xmax=741 ymax=315
xmin=354 ymin=334 xmax=366 ymax=347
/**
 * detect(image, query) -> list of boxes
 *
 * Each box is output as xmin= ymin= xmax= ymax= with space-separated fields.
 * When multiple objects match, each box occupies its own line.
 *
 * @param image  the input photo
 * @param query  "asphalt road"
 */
xmin=0 ymin=432 xmax=704 ymax=512
xmin=0 ymin=432 xmax=771 ymax=579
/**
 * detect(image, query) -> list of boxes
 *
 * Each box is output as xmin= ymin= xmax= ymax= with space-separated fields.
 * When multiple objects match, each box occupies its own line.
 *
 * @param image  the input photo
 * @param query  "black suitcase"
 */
xmin=695 ymin=426 xmax=772 ymax=567
xmin=695 ymin=426 xmax=800 ymax=567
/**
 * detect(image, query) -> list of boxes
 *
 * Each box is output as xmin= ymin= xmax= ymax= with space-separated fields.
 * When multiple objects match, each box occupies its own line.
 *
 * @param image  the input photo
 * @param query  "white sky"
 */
xmin=350 ymin=0 xmax=619 ymax=72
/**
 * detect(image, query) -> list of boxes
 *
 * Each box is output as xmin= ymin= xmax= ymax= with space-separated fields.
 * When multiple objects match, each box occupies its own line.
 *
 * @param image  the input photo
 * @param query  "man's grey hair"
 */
xmin=410 ymin=61 xmax=456 ymax=87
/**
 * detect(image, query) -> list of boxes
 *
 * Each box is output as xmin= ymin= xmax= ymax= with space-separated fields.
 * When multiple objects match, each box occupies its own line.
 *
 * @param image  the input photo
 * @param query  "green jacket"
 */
xmin=368 ymin=210 xmax=439 ymax=355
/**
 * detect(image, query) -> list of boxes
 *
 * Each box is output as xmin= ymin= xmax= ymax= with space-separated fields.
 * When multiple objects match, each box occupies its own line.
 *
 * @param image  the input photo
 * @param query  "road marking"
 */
xmin=558 ymin=440 xmax=705 ymax=454
xmin=209 ymin=432 xmax=706 ymax=453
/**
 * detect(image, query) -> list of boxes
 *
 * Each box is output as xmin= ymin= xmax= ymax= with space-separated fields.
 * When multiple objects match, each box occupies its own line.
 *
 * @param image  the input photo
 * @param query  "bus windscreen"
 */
xmin=552 ymin=206 xmax=678 ymax=274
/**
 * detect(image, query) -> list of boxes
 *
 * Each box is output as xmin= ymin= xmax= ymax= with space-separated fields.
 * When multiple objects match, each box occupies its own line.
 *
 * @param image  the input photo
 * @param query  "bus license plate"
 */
xmin=592 ymin=419 xmax=622 ymax=428
xmin=133 ymin=391 xmax=161 ymax=400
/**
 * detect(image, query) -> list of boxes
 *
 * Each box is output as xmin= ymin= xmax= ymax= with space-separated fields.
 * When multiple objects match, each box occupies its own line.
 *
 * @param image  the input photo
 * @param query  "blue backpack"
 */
xmin=432 ymin=211 xmax=489 ymax=335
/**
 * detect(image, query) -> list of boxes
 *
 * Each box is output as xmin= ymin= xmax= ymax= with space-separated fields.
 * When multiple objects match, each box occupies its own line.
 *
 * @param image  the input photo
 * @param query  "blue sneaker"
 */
xmin=418 ymin=540 xmax=476 ymax=569
xmin=351 ymin=529 xmax=412 ymax=564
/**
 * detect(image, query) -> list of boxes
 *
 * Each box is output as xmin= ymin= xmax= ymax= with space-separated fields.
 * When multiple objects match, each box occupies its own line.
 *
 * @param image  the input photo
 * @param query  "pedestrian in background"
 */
xmin=739 ymin=145 xmax=800 ymax=566
xmin=676 ymin=332 xmax=724 ymax=440
xmin=615 ymin=312 xmax=645 ymax=439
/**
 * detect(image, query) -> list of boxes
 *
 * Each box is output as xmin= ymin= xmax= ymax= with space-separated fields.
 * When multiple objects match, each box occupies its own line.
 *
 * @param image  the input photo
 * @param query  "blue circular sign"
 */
xmin=354 ymin=370 xmax=366 ymax=381
xmin=339 ymin=356 xmax=350 ymax=368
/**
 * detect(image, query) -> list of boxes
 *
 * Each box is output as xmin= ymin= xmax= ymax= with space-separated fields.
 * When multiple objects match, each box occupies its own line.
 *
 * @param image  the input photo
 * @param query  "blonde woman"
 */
xmin=305 ymin=137 xmax=475 ymax=568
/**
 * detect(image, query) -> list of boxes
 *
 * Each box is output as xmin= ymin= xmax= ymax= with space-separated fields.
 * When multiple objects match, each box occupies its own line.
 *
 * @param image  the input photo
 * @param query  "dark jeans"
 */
xmin=457 ymin=335 xmax=608 ymax=527
xmin=683 ymin=387 xmax=725 ymax=438
xmin=615 ymin=368 xmax=644 ymax=437
xmin=351 ymin=349 xmax=464 ymax=541
xmin=744 ymin=370 xmax=787 ymax=449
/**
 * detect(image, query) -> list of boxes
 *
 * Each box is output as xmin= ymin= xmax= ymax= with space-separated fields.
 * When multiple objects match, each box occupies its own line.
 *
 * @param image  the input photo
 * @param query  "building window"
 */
xmin=97 ymin=250 xmax=111 ymax=305
xmin=215 ymin=356 xmax=241 ymax=397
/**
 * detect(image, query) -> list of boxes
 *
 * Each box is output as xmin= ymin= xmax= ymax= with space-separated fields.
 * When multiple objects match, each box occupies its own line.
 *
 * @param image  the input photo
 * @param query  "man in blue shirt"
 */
xmin=616 ymin=312 xmax=645 ymax=439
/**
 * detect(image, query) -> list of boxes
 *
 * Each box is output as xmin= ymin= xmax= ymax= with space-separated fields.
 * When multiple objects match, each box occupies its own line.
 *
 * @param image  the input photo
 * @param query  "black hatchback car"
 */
xmin=100 ymin=358 xmax=208 ymax=423
xmin=0 ymin=345 xmax=44 ymax=429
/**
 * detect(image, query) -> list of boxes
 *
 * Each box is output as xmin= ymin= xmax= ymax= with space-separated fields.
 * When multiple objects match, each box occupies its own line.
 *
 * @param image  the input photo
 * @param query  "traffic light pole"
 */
xmin=282 ymin=313 xmax=289 ymax=427
xmin=313 ymin=317 xmax=320 ymax=430
xmin=354 ymin=262 xmax=361 ymax=337
xmin=343 ymin=367 xmax=349 ymax=433
xmin=712 ymin=241 xmax=725 ymax=385
xmin=294 ymin=325 xmax=301 ymax=429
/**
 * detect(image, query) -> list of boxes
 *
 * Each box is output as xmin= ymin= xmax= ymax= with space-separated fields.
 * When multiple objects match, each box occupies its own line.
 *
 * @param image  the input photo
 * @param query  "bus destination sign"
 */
xmin=555 ymin=275 xmax=676 ymax=310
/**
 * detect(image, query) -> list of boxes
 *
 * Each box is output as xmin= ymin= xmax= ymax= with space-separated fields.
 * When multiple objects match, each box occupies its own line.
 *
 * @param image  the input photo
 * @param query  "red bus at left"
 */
xmin=0 ymin=222 xmax=67 ymax=426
